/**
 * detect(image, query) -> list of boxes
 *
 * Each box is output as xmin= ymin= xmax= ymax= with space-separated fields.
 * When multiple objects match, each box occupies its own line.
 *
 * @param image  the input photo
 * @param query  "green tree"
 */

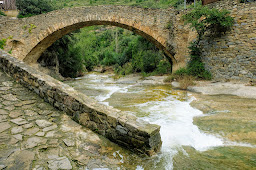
xmin=40 ymin=34 xmax=84 ymax=78
xmin=181 ymin=7 xmax=234 ymax=79
xmin=16 ymin=0 xmax=55 ymax=18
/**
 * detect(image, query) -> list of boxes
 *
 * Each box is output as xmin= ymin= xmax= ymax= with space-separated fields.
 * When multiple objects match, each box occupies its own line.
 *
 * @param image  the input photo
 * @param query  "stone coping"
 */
xmin=0 ymin=50 xmax=162 ymax=156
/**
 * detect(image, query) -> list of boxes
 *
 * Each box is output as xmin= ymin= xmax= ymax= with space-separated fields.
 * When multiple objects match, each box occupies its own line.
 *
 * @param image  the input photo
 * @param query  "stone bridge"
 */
xmin=0 ymin=5 xmax=194 ymax=71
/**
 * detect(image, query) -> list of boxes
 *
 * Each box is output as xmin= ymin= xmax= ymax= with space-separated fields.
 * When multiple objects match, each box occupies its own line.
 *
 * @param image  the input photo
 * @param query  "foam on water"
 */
xmin=67 ymin=73 xmax=252 ymax=169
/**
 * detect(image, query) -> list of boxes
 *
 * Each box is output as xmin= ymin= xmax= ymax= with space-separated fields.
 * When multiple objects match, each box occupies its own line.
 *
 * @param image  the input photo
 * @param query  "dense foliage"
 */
xmin=0 ymin=39 xmax=7 ymax=50
xmin=183 ymin=6 xmax=234 ymax=41
xmin=73 ymin=27 xmax=172 ymax=76
xmin=52 ymin=0 xmax=197 ymax=9
xmin=40 ymin=34 xmax=84 ymax=78
xmin=180 ymin=7 xmax=234 ymax=80
xmin=0 ymin=10 xmax=6 ymax=16
xmin=42 ymin=26 xmax=172 ymax=77
xmin=16 ymin=0 xmax=56 ymax=18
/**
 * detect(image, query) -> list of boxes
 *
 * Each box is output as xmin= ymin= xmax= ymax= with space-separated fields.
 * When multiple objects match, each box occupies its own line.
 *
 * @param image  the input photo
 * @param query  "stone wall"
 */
xmin=0 ymin=49 xmax=162 ymax=156
xmin=200 ymin=1 xmax=256 ymax=81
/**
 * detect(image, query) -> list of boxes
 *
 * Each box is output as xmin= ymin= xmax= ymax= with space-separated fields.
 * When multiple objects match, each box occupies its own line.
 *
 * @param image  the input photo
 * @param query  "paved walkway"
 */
xmin=0 ymin=69 xmax=141 ymax=169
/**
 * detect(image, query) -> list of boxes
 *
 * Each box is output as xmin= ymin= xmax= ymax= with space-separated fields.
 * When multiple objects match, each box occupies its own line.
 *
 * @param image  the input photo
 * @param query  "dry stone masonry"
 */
xmin=1 ymin=2 xmax=255 ymax=81
xmin=200 ymin=0 xmax=256 ymax=81
xmin=0 ymin=50 xmax=162 ymax=156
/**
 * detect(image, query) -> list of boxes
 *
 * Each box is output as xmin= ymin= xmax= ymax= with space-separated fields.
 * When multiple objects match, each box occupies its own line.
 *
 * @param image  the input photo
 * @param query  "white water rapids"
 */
xmin=66 ymin=73 xmax=242 ymax=169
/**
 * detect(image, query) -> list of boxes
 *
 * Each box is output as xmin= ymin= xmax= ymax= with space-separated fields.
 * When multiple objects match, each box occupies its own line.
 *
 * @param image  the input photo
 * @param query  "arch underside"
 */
xmin=24 ymin=20 xmax=177 ymax=65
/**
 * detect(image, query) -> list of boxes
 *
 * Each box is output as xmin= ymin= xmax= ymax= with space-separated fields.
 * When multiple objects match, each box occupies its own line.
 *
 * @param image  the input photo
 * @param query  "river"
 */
xmin=65 ymin=73 xmax=253 ymax=169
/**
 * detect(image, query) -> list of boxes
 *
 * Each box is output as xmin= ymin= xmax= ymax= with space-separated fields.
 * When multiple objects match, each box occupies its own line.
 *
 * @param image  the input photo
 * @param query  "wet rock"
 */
xmin=47 ymin=156 xmax=72 ymax=170
xmin=63 ymin=139 xmax=75 ymax=147
xmin=11 ymin=118 xmax=28 ymax=125
xmin=43 ymin=125 xmax=57 ymax=132
xmin=0 ymin=122 xmax=11 ymax=133
xmin=36 ymin=120 xmax=53 ymax=128
xmin=0 ymin=109 xmax=8 ymax=115
xmin=9 ymin=110 xmax=23 ymax=118
xmin=2 ymin=94 xmax=18 ymax=101
xmin=11 ymin=126 xmax=23 ymax=134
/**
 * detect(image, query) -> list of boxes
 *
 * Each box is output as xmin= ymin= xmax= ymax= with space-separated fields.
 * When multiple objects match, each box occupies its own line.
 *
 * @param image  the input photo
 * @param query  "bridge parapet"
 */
xmin=0 ymin=49 xmax=162 ymax=156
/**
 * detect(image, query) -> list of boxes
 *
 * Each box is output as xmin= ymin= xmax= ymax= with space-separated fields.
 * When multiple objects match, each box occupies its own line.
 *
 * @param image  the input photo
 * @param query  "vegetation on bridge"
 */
xmin=15 ymin=0 xmax=234 ymax=80
xmin=171 ymin=6 xmax=234 ymax=82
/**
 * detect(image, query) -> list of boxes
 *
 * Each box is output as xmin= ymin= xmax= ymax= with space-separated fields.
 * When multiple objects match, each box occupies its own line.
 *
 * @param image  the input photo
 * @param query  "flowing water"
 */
xmin=65 ymin=73 xmax=239 ymax=169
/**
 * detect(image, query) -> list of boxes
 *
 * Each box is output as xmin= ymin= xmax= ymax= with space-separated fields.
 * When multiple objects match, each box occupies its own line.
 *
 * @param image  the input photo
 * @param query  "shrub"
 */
xmin=0 ymin=39 xmax=7 ymax=50
xmin=182 ymin=7 xmax=234 ymax=80
xmin=164 ymin=75 xmax=176 ymax=83
xmin=0 ymin=10 xmax=6 ymax=16
xmin=179 ymin=75 xmax=195 ymax=90
xmin=16 ymin=0 xmax=56 ymax=18
xmin=183 ymin=6 xmax=234 ymax=40
xmin=174 ymin=68 xmax=188 ymax=77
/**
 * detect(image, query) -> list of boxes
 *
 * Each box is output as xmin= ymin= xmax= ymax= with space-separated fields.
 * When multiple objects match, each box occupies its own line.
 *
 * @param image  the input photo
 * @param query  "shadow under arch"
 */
xmin=23 ymin=21 xmax=177 ymax=67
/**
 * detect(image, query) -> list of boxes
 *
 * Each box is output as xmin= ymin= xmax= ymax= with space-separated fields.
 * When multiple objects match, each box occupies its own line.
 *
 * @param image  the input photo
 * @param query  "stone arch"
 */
xmin=0 ymin=6 xmax=182 ymax=70
xmin=24 ymin=21 xmax=176 ymax=65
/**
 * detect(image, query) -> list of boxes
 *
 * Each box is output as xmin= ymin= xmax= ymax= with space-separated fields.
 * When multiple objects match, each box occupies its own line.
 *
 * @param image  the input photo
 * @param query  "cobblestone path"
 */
xmin=0 ymin=70 xmax=142 ymax=170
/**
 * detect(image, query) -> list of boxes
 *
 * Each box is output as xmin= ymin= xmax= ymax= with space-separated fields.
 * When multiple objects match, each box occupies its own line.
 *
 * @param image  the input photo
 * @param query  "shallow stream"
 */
xmin=65 ymin=73 xmax=253 ymax=169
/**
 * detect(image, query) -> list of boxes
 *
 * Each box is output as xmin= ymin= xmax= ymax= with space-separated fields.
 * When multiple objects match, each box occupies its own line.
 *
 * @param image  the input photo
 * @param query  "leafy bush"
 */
xmin=181 ymin=7 xmax=234 ymax=80
xmin=16 ymin=0 xmax=56 ymax=18
xmin=0 ymin=11 xmax=6 ymax=16
xmin=0 ymin=39 xmax=7 ymax=50
xmin=174 ymin=67 xmax=188 ymax=76
xmin=40 ymin=34 xmax=84 ymax=78
xmin=183 ymin=6 xmax=234 ymax=40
